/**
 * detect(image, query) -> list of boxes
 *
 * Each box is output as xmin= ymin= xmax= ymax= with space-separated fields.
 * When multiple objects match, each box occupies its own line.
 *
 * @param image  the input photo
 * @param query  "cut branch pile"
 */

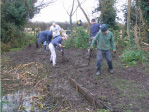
xmin=2 ymin=62 xmax=48 ymax=93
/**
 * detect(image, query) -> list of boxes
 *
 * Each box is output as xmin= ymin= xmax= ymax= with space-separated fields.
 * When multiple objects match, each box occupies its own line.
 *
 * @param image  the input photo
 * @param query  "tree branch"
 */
xmin=76 ymin=0 xmax=90 ymax=25
xmin=63 ymin=0 xmax=70 ymax=15
xmin=76 ymin=0 xmax=91 ymax=34
xmin=23 ymin=0 xmax=30 ymax=18
xmin=70 ymin=0 xmax=75 ymax=16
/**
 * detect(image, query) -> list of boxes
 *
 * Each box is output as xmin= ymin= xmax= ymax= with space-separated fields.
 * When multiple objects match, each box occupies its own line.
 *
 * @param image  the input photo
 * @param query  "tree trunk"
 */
xmin=127 ymin=0 xmax=133 ymax=47
xmin=63 ymin=0 xmax=77 ymax=33
xmin=77 ymin=0 xmax=91 ymax=34
xmin=70 ymin=15 xmax=73 ymax=32
xmin=139 ymin=8 xmax=147 ymax=41
xmin=134 ymin=19 xmax=140 ymax=48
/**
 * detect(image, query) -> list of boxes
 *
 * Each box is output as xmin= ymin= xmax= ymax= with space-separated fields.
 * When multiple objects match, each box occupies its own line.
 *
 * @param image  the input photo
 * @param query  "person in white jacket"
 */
xmin=49 ymin=23 xmax=61 ymax=38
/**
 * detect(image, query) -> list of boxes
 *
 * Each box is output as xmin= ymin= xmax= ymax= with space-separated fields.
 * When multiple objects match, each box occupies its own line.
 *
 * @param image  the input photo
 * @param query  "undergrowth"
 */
xmin=121 ymin=49 xmax=148 ymax=65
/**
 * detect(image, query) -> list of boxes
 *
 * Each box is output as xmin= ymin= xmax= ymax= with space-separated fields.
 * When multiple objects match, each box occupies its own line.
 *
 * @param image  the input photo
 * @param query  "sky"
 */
xmin=30 ymin=0 xmax=127 ymax=23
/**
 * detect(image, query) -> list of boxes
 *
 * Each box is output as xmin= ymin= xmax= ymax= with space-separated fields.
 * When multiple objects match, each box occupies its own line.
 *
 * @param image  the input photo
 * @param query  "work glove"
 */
xmin=90 ymin=47 xmax=93 ymax=49
xmin=59 ymin=44 xmax=62 ymax=47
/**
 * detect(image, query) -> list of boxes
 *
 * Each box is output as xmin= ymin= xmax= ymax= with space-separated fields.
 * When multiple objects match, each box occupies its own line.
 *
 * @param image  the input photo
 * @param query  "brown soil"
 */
xmin=2 ymin=44 xmax=149 ymax=112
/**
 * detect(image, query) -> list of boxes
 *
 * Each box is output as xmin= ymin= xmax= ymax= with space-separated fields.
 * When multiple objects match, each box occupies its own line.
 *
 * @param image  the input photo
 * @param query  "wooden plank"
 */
xmin=68 ymin=77 xmax=105 ymax=109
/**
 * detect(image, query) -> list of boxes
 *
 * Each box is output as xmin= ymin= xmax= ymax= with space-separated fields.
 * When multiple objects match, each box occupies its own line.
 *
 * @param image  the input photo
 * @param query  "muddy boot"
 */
xmin=43 ymin=45 xmax=47 ymax=52
xmin=96 ymin=71 xmax=101 ymax=76
xmin=109 ymin=69 xmax=114 ymax=74
xmin=53 ymin=64 xmax=59 ymax=68
xmin=50 ymin=60 xmax=52 ymax=63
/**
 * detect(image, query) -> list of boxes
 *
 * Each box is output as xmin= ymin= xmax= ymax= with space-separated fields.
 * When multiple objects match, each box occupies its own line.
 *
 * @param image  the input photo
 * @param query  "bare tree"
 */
xmin=76 ymin=0 xmax=91 ymax=34
xmin=63 ymin=0 xmax=78 ymax=32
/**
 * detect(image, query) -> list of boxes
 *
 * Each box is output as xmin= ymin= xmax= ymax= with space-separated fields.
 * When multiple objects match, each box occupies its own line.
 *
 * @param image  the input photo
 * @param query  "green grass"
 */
xmin=9 ymin=48 xmax=22 ymax=52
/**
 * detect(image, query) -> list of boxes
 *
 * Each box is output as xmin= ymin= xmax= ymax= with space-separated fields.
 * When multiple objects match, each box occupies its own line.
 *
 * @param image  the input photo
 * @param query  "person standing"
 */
xmin=90 ymin=24 xmax=116 ymax=75
xmin=49 ymin=23 xmax=61 ymax=38
xmin=90 ymin=19 xmax=101 ymax=39
xmin=77 ymin=20 xmax=82 ymax=26
xmin=49 ymin=35 xmax=67 ymax=67
xmin=36 ymin=30 xmax=54 ymax=51
xmin=87 ymin=19 xmax=101 ymax=58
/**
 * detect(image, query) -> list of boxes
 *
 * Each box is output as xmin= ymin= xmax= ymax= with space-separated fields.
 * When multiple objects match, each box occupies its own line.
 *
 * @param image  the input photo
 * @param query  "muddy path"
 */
xmin=1 ymin=44 xmax=149 ymax=112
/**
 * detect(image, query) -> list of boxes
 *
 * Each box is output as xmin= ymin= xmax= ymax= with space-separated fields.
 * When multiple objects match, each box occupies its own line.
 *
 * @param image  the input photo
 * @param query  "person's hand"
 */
xmin=92 ymin=37 xmax=95 ymax=39
xmin=90 ymin=47 xmax=93 ymax=49
xmin=59 ymin=44 xmax=62 ymax=47
xmin=61 ymin=50 xmax=63 ymax=52
xmin=113 ymin=49 xmax=116 ymax=53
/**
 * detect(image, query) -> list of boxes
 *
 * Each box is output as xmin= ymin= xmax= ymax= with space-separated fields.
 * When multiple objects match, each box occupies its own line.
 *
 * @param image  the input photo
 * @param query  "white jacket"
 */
xmin=49 ymin=25 xmax=61 ymax=37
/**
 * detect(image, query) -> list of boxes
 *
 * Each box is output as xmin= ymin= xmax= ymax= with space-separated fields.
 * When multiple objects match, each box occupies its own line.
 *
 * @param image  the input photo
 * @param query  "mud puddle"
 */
xmin=2 ymin=89 xmax=49 ymax=112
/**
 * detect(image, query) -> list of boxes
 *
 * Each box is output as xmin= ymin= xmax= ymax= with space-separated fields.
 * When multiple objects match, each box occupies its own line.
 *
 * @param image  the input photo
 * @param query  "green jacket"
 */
xmin=91 ymin=31 xmax=116 ymax=50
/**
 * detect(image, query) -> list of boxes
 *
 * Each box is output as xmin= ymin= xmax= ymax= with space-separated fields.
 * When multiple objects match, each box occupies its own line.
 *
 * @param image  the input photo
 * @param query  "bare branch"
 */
xmin=72 ymin=2 xmax=79 ymax=15
xmin=22 ymin=0 xmax=56 ymax=18
xmin=70 ymin=0 xmax=75 ymax=16
xmin=76 ymin=0 xmax=91 ymax=33
xmin=36 ymin=0 xmax=57 ymax=9
xmin=76 ymin=0 xmax=90 ymax=25
xmin=63 ymin=0 xmax=70 ymax=15
xmin=80 ymin=0 xmax=87 ymax=5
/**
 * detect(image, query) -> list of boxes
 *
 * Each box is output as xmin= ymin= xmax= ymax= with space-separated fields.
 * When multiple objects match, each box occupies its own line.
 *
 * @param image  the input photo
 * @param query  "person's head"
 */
xmin=91 ymin=19 xmax=95 ymax=24
xmin=52 ymin=32 xmax=56 ymax=37
xmin=101 ymin=24 xmax=108 ymax=34
xmin=52 ymin=23 xmax=56 ymax=27
xmin=62 ymin=35 xmax=67 ymax=40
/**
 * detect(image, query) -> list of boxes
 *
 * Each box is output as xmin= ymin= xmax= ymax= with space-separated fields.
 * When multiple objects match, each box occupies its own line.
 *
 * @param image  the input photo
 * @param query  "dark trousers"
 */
xmin=97 ymin=50 xmax=113 ymax=72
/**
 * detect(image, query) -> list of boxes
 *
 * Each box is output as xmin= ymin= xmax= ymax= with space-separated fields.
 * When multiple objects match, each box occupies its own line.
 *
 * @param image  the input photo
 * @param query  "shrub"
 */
xmin=109 ymin=28 xmax=128 ymax=51
xmin=63 ymin=37 xmax=74 ymax=49
xmin=25 ymin=33 xmax=37 ymax=45
xmin=1 ymin=22 xmax=27 ymax=48
xmin=1 ymin=43 xmax=11 ymax=53
xmin=63 ymin=26 xmax=89 ymax=49
xmin=121 ymin=49 xmax=148 ymax=65
xmin=74 ymin=26 xmax=89 ymax=49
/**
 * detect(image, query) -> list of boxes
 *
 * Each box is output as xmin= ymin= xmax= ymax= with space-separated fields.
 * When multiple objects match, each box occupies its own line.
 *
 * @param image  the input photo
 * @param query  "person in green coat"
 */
xmin=90 ymin=24 xmax=116 ymax=75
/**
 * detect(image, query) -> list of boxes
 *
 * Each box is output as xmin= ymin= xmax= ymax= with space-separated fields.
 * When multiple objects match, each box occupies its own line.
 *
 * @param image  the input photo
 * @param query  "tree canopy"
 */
xmin=93 ymin=0 xmax=117 ymax=28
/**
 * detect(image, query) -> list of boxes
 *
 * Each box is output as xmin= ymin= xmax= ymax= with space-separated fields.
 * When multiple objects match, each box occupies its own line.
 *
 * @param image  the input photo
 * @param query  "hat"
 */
xmin=91 ymin=19 xmax=95 ymax=22
xmin=101 ymin=24 xmax=108 ymax=32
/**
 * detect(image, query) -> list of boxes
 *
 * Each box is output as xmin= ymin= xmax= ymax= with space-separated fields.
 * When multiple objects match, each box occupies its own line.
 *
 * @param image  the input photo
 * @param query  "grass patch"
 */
xmin=111 ymin=78 xmax=148 ymax=111
xmin=112 ymin=79 xmax=145 ymax=97
xmin=9 ymin=48 xmax=22 ymax=52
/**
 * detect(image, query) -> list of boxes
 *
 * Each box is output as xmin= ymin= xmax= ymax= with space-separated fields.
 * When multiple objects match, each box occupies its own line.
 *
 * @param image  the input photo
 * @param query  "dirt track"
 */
xmin=2 ymin=44 xmax=149 ymax=112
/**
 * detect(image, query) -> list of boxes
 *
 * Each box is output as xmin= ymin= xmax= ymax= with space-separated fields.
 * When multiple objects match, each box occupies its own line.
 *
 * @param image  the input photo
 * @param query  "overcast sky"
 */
xmin=30 ymin=0 xmax=127 ymax=23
